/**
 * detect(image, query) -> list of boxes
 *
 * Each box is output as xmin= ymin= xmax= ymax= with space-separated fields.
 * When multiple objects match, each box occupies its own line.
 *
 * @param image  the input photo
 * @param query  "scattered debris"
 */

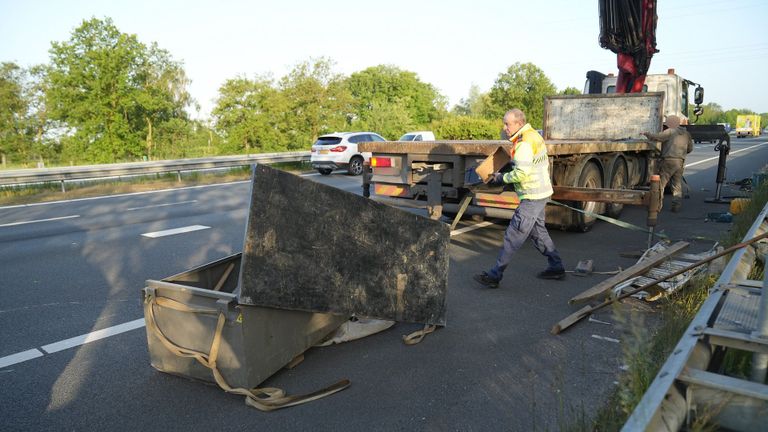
xmin=612 ymin=241 xmax=719 ymax=301
xmin=588 ymin=316 xmax=612 ymax=325
xmin=591 ymin=334 xmax=620 ymax=343
xmin=705 ymin=212 xmax=733 ymax=223
xmin=573 ymin=259 xmax=594 ymax=277
xmin=316 ymin=318 xmax=396 ymax=347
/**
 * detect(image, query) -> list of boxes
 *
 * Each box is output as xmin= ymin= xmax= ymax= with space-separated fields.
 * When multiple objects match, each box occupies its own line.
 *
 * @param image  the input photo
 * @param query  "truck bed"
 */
xmin=358 ymin=139 xmax=658 ymax=156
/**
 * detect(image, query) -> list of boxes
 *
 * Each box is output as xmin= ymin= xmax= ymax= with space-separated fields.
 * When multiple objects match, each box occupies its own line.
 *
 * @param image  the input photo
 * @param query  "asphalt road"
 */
xmin=1 ymin=136 xmax=766 ymax=431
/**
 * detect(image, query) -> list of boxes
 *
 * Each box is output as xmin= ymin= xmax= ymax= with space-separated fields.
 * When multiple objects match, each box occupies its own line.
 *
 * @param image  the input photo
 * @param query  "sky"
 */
xmin=2 ymin=0 xmax=767 ymax=119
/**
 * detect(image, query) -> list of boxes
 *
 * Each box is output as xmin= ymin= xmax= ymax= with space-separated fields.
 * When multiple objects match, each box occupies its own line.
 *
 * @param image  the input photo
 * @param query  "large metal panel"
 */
xmin=238 ymin=165 xmax=450 ymax=325
xmin=543 ymin=93 xmax=664 ymax=141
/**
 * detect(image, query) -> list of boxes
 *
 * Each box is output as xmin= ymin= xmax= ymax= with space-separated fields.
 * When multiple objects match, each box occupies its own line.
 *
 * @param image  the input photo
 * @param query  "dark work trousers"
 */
xmin=658 ymin=158 xmax=685 ymax=210
xmin=487 ymin=198 xmax=564 ymax=281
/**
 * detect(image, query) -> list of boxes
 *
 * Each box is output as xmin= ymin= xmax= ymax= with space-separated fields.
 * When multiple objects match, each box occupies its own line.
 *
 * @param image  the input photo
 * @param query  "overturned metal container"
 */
xmin=143 ymin=253 xmax=347 ymax=389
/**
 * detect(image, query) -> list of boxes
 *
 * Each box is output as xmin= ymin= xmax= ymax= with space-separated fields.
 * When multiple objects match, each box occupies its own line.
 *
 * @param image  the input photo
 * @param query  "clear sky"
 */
xmin=2 ymin=0 xmax=767 ymax=119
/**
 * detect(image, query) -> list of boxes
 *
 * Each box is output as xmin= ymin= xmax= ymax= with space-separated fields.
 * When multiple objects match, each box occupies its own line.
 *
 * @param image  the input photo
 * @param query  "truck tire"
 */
xmin=606 ymin=158 xmax=627 ymax=218
xmin=572 ymin=162 xmax=604 ymax=232
xmin=348 ymin=156 xmax=364 ymax=176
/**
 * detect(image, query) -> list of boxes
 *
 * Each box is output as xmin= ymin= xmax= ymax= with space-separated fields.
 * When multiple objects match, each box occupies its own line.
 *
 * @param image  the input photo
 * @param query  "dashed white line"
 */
xmin=0 ymin=214 xmax=80 ymax=227
xmin=0 ymin=349 xmax=45 ymax=369
xmin=141 ymin=225 xmax=210 ymax=238
xmin=0 ymin=319 xmax=147 ymax=369
xmin=127 ymin=200 xmax=197 ymax=211
xmin=41 ymin=318 xmax=146 ymax=354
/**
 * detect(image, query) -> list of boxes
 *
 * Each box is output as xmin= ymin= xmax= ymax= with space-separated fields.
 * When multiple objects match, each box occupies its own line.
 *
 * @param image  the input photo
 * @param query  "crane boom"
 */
xmin=599 ymin=0 xmax=658 ymax=93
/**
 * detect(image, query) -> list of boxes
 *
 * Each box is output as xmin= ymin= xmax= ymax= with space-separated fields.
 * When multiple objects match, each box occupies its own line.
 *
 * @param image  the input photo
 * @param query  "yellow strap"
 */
xmin=402 ymin=324 xmax=437 ymax=345
xmin=146 ymin=294 xmax=350 ymax=411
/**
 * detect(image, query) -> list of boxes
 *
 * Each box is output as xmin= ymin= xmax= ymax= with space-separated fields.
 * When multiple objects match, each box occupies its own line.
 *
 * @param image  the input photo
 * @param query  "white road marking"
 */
xmin=0 ymin=319 xmax=147 ymax=369
xmin=451 ymin=221 xmax=496 ymax=237
xmin=141 ymin=225 xmax=210 ymax=238
xmin=127 ymin=200 xmax=197 ymax=211
xmin=0 ymin=349 xmax=45 ymax=369
xmin=40 ymin=318 xmax=146 ymax=354
xmin=0 ymin=214 xmax=80 ymax=227
xmin=685 ymin=141 xmax=766 ymax=168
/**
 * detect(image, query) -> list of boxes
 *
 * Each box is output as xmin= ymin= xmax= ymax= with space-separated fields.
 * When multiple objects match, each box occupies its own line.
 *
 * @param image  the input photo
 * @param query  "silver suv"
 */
xmin=310 ymin=132 xmax=386 ymax=176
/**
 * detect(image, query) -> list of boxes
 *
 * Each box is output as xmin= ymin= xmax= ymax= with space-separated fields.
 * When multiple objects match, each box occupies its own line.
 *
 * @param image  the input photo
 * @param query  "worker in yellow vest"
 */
xmin=474 ymin=109 xmax=565 ymax=289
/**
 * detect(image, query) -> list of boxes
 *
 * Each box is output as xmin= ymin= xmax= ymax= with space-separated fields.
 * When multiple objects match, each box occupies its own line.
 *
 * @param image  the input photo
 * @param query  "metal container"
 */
xmin=143 ymin=253 xmax=347 ymax=389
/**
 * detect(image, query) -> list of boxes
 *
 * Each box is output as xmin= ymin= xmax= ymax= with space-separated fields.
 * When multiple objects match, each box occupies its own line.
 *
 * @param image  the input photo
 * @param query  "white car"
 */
xmin=398 ymin=131 xmax=435 ymax=141
xmin=310 ymin=132 xmax=386 ymax=175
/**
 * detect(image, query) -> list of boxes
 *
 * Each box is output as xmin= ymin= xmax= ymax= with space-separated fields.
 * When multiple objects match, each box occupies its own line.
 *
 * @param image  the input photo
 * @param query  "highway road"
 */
xmin=1 ymin=136 xmax=766 ymax=431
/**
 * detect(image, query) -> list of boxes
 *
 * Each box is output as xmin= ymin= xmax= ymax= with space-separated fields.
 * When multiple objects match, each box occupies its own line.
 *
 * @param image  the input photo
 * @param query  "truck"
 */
xmin=735 ymin=114 xmax=761 ymax=138
xmin=360 ymin=92 xmax=666 ymax=232
xmin=585 ymin=68 xmax=704 ymax=122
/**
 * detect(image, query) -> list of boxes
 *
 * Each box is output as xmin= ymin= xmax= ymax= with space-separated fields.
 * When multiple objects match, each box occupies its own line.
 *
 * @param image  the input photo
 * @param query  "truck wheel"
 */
xmin=318 ymin=168 xmax=333 ymax=175
xmin=572 ymin=162 xmax=604 ymax=232
xmin=348 ymin=156 xmax=364 ymax=176
xmin=606 ymin=159 xmax=627 ymax=218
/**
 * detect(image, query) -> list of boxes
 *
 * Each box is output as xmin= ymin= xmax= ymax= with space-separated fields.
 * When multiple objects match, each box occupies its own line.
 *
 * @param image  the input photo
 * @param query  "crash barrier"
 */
xmin=623 ymin=201 xmax=768 ymax=431
xmin=142 ymin=165 xmax=450 ymax=410
xmin=0 ymin=151 xmax=310 ymax=191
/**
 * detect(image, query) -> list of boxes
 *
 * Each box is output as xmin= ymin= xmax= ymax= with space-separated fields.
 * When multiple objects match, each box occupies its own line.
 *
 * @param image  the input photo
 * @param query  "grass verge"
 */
xmin=582 ymin=180 xmax=768 ymax=431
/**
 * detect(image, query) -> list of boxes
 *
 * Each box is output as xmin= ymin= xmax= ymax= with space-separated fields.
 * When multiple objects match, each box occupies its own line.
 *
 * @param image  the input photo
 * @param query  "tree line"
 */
xmin=1 ymin=17 xmax=763 ymax=168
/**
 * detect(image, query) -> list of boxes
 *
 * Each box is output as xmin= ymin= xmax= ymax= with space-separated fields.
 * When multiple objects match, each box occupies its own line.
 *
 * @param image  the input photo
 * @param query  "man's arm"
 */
xmin=642 ymin=129 xmax=672 ymax=142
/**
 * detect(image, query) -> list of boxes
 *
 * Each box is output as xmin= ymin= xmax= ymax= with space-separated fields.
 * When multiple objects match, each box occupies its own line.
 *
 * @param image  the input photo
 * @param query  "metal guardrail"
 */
xmin=623 ymin=201 xmax=768 ymax=431
xmin=0 ymin=152 xmax=310 ymax=190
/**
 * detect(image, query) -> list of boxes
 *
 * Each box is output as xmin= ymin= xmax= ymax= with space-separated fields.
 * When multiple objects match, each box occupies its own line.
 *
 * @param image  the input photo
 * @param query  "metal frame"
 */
xmin=623 ymin=201 xmax=768 ymax=431
xmin=0 ymin=151 xmax=310 ymax=188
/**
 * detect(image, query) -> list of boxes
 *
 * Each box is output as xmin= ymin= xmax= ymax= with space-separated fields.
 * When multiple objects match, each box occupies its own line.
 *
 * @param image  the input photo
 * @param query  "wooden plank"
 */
xmin=552 ymin=186 xmax=647 ymax=205
xmin=569 ymin=241 xmax=690 ymax=304
xmin=238 ymin=165 xmax=450 ymax=325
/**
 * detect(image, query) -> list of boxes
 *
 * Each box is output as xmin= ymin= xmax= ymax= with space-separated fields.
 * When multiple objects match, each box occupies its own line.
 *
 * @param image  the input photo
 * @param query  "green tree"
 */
xmin=431 ymin=115 xmax=501 ymax=140
xmin=559 ymin=86 xmax=581 ymax=95
xmin=279 ymin=58 xmax=351 ymax=148
xmin=212 ymin=75 xmax=288 ymax=153
xmin=487 ymin=62 xmax=557 ymax=128
xmin=345 ymin=65 xmax=446 ymax=133
xmin=453 ymin=84 xmax=493 ymax=117
xmin=46 ymin=17 xmax=191 ymax=163
xmin=0 ymin=62 xmax=28 ymax=166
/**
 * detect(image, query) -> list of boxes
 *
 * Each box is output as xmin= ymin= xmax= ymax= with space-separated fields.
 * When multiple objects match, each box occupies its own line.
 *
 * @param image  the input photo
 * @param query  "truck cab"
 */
xmin=585 ymin=68 xmax=703 ymax=123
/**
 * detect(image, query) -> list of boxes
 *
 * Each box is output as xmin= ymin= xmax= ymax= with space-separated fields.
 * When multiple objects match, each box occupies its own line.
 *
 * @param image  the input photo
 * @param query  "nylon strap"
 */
xmin=402 ymin=324 xmax=437 ymax=345
xmin=548 ymin=200 xmax=669 ymax=239
xmin=145 ymin=294 xmax=350 ymax=411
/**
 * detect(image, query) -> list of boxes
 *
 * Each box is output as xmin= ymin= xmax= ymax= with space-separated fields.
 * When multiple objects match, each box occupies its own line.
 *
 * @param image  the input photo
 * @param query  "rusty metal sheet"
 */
xmin=543 ymin=93 xmax=665 ymax=141
xmin=238 ymin=165 xmax=450 ymax=325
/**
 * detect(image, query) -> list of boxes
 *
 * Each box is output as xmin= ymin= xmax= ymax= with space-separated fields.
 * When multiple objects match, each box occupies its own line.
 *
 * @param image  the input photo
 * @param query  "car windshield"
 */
xmin=399 ymin=134 xmax=416 ymax=141
xmin=314 ymin=137 xmax=342 ymax=146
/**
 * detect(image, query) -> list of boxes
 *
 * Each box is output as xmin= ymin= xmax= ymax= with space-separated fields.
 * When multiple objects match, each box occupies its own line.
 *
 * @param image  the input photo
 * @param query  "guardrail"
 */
xmin=623 ymin=201 xmax=768 ymax=431
xmin=0 ymin=152 xmax=310 ymax=191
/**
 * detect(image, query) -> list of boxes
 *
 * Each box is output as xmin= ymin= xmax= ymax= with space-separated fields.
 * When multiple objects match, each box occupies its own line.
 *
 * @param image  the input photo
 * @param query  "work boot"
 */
xmin=537 ymin=268 xmax=566 ymax=280
xmin=473 ymin=272 xmax=500 ymax=289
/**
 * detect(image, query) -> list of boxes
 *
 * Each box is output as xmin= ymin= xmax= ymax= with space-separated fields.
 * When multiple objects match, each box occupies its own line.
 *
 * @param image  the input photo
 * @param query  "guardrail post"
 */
xmin=176 ymin=171 xmax=182 ymax=182
xmin=60 ymin=180 xmax=66 ymax=193
xmin=751 ymin=256 xmax=768 ymax=383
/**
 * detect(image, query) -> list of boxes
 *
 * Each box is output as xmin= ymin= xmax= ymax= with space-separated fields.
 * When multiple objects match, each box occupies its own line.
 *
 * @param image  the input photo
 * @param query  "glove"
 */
xmin=488 ymin=172 xmax=504 ymax=185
